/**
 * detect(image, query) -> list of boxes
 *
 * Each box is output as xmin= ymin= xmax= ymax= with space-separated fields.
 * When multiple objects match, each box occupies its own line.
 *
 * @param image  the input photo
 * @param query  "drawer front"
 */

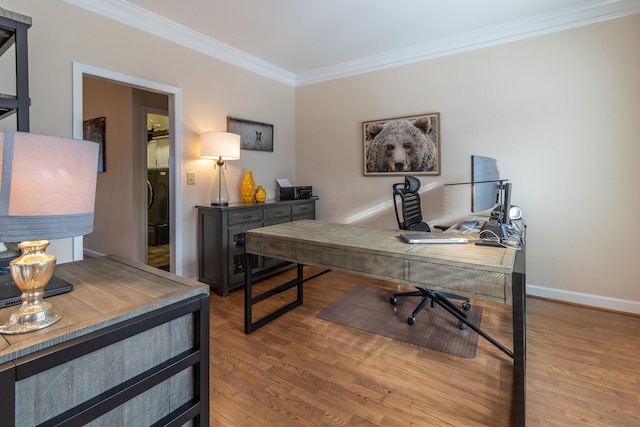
xmin=264 ymin=206 xmax=292 ymax=221
xmin=292 ymin=202 xmax=315 ymax=217
xmin=228 ymin=209 xmax=264 ymax=225
xmin=13 ymin=313 xmax=196 ymax=426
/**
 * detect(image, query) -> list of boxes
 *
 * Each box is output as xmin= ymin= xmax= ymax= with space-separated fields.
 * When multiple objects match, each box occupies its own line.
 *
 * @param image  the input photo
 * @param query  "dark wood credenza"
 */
xmin=197 ymin=198 xmax=317 ymax=296
xmin=0 ymin=255 xmax=210 ymax=427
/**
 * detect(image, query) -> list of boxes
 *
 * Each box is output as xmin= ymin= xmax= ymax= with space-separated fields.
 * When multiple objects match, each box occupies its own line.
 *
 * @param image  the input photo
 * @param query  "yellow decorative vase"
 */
xmin=241 ymin=171 xmax=256 ymax=203
xmin=255 ymin=185 xmax=267 ymax=203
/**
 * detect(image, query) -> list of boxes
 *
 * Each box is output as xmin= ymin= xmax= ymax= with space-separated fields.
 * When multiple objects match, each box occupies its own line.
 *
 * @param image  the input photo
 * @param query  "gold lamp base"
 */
xmin=0 ymin=240 xmax=61 ymax=335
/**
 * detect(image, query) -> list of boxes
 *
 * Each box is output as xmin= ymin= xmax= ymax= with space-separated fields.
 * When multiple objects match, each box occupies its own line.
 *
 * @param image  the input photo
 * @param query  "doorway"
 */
xmin=146 ymin=110 xmax=170 ymax=270
xmin=72 ymin=62 xmax=184 ymax=276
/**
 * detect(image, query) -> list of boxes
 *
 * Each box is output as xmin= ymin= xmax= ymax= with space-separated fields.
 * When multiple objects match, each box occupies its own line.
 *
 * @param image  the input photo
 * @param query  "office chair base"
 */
xmin=390 ymin=288 xmax=515 ymax=359
xmin=390 ymin=289 xmax=471 ymax=327
xmin=405 ymin=316 xmax=469 ymax=328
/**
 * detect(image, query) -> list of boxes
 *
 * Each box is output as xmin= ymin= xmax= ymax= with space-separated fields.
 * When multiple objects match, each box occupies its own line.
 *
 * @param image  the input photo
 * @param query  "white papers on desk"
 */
xmin=276 ymin=178 xmax=292 ymax=187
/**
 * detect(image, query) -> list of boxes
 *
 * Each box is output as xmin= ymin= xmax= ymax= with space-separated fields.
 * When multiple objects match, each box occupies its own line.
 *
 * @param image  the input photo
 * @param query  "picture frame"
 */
xmin=227 ymin=116 xmax=274 ymax=152
xmin=83 ymin=116 xmax=106 ymax=172
xmin=363 ymin=112 xmax=441 ymax=176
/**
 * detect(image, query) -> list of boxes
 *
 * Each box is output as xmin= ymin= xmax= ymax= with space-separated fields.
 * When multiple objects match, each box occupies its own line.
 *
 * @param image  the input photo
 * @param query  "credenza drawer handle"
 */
xmin=242 ymin=215 xmax=252 ymax=219
xmin=300 ymin=207 xmax=307 ymax=211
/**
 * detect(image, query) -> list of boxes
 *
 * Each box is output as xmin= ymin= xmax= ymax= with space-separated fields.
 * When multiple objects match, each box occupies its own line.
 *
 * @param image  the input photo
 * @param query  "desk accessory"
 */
xmin=278 ymin=185 xmax=312 ymax=200
xmin=255 ymin=185 xmax=267 ymax=203
xmin=0 ymin=131 xmax=98 ymax=334
xmin=241 ymin=170 xmax=256 ymax=202
xmin=400 ymin=233 xmax=469 ymax=244
xmin=276 ymin=178 xmax=312 ymax=200
xmin=0 ymin=274 xmax=72 ymax=308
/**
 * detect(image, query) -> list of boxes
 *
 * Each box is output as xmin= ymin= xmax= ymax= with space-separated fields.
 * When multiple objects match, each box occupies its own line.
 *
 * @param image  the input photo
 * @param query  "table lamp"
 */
xmin=200 ymin=131 xmax=240 ymax=206
xmin=0 ymin=131 xmax=99 ymax=334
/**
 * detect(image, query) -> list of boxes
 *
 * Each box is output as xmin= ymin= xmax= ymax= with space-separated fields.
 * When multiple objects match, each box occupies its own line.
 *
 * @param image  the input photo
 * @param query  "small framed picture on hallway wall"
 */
xmin=83 ymin=116 xmax=106 ymax=172
xmin=227 ymin=116 xmax=274 ymax=152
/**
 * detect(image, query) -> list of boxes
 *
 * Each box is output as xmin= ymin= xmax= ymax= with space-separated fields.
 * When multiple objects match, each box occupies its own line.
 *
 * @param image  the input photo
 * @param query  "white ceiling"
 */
xmin=67 ymin=0 xmax=640 ymax=86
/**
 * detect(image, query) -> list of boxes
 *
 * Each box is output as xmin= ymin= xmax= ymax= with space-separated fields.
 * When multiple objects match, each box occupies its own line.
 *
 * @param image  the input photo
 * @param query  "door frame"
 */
xmin=72 ymin=62 xmax=184 ymax=276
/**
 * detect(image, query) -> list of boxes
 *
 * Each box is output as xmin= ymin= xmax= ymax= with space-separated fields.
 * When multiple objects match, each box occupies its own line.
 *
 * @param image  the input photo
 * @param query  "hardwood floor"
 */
xmin=147 ymin=244 xmax=169 ymax=269
xmin=209 ymin=266 xmax=640 ymax=426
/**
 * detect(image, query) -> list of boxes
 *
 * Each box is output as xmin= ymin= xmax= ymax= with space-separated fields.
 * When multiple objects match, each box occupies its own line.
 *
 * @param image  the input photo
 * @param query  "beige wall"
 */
xmin=1 ymin=0 xmax=296 ymax=278
xmin=2 ymin=1 xmax=638 ymax=310
xmin=296 ymin=14 xmax=640 ymax=309
xmin=82 ymin=77 xmax=135 ymax=259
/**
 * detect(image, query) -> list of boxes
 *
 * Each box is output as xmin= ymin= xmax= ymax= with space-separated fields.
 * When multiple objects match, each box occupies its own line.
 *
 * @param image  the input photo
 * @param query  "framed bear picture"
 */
xmin=363 ymin=112 xmax=441 ymax=176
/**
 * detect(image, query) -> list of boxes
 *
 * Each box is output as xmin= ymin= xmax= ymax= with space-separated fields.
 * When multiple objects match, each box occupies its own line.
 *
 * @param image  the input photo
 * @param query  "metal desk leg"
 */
xmin=512 ymin=252 xmax=527 ymax=427
xmin=244 ymin=256 xmax=305 ymax=334
xmin=244 ymin=252 xmax=254 ymax=334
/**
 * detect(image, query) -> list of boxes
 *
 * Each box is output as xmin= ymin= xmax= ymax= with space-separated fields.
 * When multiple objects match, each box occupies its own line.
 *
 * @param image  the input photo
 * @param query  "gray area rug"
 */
xmin=317 ymin=285 xmax=482 ymax=359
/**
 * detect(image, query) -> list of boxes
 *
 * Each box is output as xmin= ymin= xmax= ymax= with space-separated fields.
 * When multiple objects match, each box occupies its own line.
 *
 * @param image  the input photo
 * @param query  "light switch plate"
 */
xmin=187 ymin=172 xmax=196 ymax=185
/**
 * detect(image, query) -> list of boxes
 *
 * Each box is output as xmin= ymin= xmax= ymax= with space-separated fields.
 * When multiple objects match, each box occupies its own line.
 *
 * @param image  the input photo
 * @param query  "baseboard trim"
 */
xmin=83 ymin=248 xmax=105 ymax=259
xmin=527 ymin=285 xmax=640 ymax=315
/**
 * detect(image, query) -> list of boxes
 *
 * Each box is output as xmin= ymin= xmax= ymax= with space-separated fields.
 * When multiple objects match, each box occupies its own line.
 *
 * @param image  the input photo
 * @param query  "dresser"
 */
xmin=197 ymin=198 xmax=317 ymax=296
xmin=0 ymin=255 xmax=210 ymax=427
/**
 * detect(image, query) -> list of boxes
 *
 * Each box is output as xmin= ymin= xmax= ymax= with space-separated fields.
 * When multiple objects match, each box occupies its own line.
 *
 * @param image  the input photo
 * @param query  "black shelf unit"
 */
xmin=0 ymin=9 xmax=31 ymax=131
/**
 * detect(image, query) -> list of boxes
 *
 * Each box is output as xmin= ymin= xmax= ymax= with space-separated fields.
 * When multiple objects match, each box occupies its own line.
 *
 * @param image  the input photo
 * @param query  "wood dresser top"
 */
xmin=0 ymin=255 xmax=209 ymax=364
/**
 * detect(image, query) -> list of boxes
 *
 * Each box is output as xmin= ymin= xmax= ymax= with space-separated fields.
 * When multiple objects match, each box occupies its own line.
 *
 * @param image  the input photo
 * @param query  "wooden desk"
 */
xmin=0 ymin=255 xmax=210 ymax=427
xmin=244 ymin=219 xmax=526 ymax=427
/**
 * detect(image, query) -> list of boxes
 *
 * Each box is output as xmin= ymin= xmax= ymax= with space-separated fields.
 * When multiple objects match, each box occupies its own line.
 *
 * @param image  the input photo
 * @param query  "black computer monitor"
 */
xmin=500 ymin=182 xmax=512 ymax=227
xmin=471 ymin=155 xmax=512 ymax=244
xmin=471 ymin=155 xmax=501 ymax=213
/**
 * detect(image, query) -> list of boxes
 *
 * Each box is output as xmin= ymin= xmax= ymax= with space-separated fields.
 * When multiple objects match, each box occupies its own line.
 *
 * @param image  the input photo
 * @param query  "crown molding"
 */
xmin=295 ymin=0 xmax=640 ymax=86
xmin=64 ymin=0 xmax=296 ymax=86
xmin=66 ymin=0 xmax=640 ymax=87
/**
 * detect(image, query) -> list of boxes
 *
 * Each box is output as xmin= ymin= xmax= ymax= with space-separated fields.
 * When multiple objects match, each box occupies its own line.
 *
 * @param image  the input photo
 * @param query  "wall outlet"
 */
xmin=187 ymin=172 xmax=196 ymax=185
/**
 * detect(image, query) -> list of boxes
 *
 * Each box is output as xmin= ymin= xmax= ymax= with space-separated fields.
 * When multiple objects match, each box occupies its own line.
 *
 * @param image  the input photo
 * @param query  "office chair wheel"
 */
xmin=407 ymin=317 xmax=416 ymax=326
xmin=390 ymin=297 xmax=398 ymax=305
xmin=462 ymin=301 xmax=471 ymax=310
xmin=459 ymin=321 xmax=468 ymax=330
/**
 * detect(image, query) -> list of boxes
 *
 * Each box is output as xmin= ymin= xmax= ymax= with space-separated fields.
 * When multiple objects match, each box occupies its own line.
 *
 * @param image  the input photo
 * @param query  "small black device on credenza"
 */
xmin=0 ymin=273 xmax=73 ymax=308
xmin=278 ymin=185 xmax=312 ymax=200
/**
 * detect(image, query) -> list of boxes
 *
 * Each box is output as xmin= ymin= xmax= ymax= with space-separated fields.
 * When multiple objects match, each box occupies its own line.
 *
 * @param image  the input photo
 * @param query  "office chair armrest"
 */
xmin=433 ymin=225 xmax=450 ymax=231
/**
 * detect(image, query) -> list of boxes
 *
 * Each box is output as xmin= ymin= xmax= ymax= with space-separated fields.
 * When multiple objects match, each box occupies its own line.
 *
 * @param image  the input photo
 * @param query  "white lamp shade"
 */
xmin=200 ymin=131 xmax=241 ymax=160
xmin=0 ymin=131 xmax=99 ymax=242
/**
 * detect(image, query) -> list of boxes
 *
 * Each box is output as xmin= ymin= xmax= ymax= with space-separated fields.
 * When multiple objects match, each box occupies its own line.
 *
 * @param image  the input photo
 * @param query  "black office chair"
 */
xmin=391 ymin=176 xmax=471 ymax=327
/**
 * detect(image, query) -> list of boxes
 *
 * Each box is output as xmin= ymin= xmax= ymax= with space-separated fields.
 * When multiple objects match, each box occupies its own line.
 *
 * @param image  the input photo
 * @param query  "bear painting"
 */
xmin=364 ymin=113 xmax=440 ymax=175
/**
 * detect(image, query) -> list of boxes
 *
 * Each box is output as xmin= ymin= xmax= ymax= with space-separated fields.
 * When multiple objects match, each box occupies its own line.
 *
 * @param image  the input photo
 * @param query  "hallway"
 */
xmin=147 ymin=244 xmax=169 ymax=270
